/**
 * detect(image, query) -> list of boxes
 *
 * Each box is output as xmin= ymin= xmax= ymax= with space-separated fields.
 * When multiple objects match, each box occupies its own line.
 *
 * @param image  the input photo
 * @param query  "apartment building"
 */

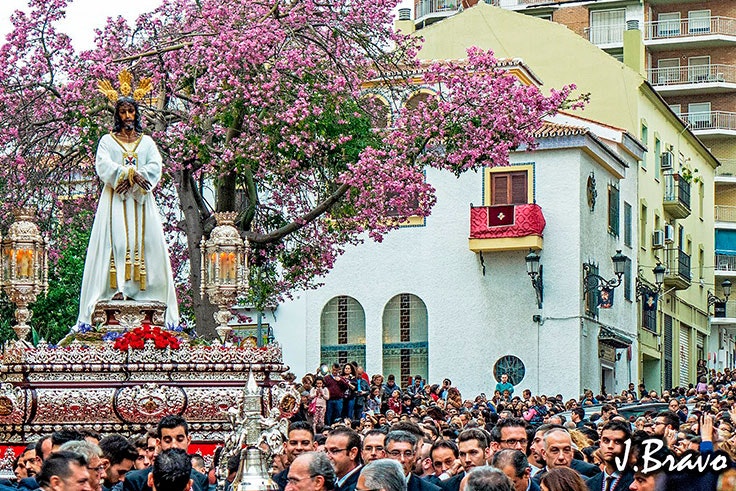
xmin=400 ymin=1 xmax=719 ymax=393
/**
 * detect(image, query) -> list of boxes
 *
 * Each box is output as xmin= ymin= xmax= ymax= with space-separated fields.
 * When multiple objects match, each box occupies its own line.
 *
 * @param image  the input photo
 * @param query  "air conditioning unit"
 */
xmin=661 ymin=151 xmax=674 ymax=170
xmin=664 ymin=224 xmax=675 ymax=243
xmin=652 ymin=230 xmax=665 ymax=249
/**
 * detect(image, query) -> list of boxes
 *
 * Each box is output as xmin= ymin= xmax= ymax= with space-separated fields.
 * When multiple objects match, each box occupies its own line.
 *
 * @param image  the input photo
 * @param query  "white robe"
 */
xmin=77 ymin=134 xmax=180 ymax=327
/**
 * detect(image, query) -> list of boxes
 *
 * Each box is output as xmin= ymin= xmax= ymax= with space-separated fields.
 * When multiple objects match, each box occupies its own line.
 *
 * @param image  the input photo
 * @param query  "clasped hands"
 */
xmin=115 ymin=171 xmax=151 ymax=194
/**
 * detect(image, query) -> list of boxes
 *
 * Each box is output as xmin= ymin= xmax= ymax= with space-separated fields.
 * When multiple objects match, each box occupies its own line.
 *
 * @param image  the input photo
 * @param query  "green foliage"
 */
xmin=0 ymin=224 xmax=90 ymax=347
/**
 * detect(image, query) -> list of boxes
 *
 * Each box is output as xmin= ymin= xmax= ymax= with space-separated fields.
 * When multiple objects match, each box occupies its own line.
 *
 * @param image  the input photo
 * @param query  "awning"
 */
xmin=598 ymin=325 xmax=634 ymax=349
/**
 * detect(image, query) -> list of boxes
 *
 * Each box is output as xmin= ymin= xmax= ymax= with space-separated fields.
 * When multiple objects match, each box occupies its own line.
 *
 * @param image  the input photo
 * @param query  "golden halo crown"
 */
xmin=97 ymin=70 xmax=154 ymax=104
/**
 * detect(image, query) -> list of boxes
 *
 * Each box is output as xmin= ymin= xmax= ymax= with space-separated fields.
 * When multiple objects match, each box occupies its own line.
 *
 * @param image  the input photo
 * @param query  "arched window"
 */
xmin=320 ymin=296 xmax=366 ymax=367
xmin=404 ymin=91 xmax=434 ymax=111
xmin=382 ymin=293 xmax=428 ymax=385
xmin=364 ymin=95 xmax=391 ymax=129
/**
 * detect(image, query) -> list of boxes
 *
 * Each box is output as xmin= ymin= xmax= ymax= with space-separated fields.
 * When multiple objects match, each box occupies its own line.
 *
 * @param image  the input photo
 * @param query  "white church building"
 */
xmin=263 ymin=109 xmax=645 ymax=400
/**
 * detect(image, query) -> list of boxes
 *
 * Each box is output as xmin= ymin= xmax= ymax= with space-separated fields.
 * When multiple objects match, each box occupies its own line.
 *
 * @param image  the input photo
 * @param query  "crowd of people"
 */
xmin=5 ymin=362 xmax=736 ymax=491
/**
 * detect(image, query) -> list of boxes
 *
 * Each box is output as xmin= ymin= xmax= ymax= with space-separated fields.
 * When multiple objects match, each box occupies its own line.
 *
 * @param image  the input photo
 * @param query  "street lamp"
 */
xmin=1 ymin=208 xmax=48 ymax=343
xmin=708 ymin=279 xmax=732 ymax=309
xmin=200 ymin=212 xmax=248 ymax=344
xmin=583 ymin=250 xmax=628 ymax=293
xmin=525 ymin=249 xmax=543 ymax=309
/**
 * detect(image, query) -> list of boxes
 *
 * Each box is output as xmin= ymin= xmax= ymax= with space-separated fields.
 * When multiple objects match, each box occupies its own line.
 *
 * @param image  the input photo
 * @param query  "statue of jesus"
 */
xmin=77 ymin=74 xmax=179 ymax=327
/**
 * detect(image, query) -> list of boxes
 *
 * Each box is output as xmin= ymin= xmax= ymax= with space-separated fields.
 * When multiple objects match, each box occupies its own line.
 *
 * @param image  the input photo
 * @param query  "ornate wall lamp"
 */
xmin=583 ymin=250 xmax=628 ymax=293
xmin=708 ymin=279 xmax=732 ymax=311
xmin=200 ymin=212 xmax=248 ymax=344
xmin=1 ymin=209 xmax=48 ymax=343
xmin=636 ymin=263 xmax=666 ymax=297
xmin=525 ymin=249 xmax=543 ymax=309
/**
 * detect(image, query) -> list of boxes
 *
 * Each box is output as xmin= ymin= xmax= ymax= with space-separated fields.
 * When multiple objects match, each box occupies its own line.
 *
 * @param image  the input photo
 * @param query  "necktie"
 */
xmin=604 ymin=476 xmax=615 ymax=491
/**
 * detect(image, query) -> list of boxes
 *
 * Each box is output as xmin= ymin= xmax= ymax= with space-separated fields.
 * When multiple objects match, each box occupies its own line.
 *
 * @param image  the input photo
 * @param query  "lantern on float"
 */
xmin=1 ymin=208 xmax=48 ymax=343
xmin=200 ymin=212 xmax=248 ymax=344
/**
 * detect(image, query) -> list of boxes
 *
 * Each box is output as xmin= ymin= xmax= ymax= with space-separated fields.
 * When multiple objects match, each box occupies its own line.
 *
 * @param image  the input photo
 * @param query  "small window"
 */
xmin=624 ymin=257 xmax=632 ymax=301
xmin=657 ymin=12 xmax=681 ymax=37
xmin=657 ymin=58 xmax=680 ymax=84
xmin=640 ymin=204 xmax=648 ymax=249
xmin=688 ymin=102 xmax=711 ymax=129
xmin=624 ymin=202 xmax=632 ymax=247
xmin=688 ymin=56 xmax=710 ymax=82
xmin=641 ymin=124 xmax=648 ymax=168
xmin=608 ymin=184 xmax=620 ymax=236
xmin=654 ymin=138 xmax=662 ymax=176
xmin=688 ymin=10 xmax=711 ymax=34
xmin=492 ymin=171 xmax=528 ymax=205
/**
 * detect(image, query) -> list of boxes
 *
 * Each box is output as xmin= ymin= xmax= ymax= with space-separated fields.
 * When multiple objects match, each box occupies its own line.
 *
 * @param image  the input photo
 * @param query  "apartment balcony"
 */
xmin=468 ymin=203 xmax=545 ymax=252
xmin=716 ymin=160 xmax=736 ymax=180
xmin=584 ymin=24 xmax=625 ymax=48
xmin=488 ymin=0 xmax=558 ymax=6
xmin=716 ymin=206 xmax=736 ymax=226
xmin=644 ymin=16 xmax=736 ymax=51
xmin=681 ymin=111 xmax=736 ymax=139
xmin=663 ymin=173 xmax=691 ymax=219
xmin=415 ymin=0 xmax=459 ymax=27
xmin=711 ymin=300 xmax=736 ymax=323
xmin=662 ymin=247 xmax=691 ymax=290
xmin=716 ymin=253 xmax=736 ymax=274
xmin=648 ymin=64 xmax=736 ymax=96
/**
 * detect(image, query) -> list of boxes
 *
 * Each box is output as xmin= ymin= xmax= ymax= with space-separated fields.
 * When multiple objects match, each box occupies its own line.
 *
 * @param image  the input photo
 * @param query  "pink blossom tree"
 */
xmin=0 ymin=0 xmax=580 ymax=339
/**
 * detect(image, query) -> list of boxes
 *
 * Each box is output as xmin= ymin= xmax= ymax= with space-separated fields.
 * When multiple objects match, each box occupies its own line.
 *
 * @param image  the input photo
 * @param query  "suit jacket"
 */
xmin=438 ymin=473 xmax=464 ymax=491
xmin=273 ymin=468 xmax=288 ymax=491
xmin=123 ymin=466 xmax=209 ymax=491
xmin=336 ymin=465 xmax=362 ymax=491
xmin=527 ymin=480 xmax=541 ymax=491
xmin=408 ymin=475 xmax=442 ymax=491
xmin=585 ymin=472 xmax=634 ymax=491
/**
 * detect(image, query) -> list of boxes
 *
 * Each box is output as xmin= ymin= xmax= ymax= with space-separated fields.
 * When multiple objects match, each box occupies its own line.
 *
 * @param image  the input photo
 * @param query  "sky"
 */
xmin=0 ymin=0 xmax=414 ymax=51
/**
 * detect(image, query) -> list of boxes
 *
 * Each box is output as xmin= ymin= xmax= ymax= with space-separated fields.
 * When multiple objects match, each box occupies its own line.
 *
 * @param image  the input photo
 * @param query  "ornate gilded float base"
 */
xmin=0 ymin=340 xmax=289 ymax=443
xmin=91 ymin=300 xmax=167 ymax=330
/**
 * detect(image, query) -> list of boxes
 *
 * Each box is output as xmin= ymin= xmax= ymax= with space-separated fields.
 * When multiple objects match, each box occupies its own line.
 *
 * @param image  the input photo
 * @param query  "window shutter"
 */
xmin=492 ymin=175 xmax=509 ymax=205
xmin=608 ymin=185 xmax=620 ymax=236
xmin=510 ymin=173 xmax=528 ymax=204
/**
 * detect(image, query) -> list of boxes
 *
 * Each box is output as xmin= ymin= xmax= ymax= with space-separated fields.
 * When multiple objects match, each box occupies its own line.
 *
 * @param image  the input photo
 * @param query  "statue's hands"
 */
xmin=133 ymin=173 xmax=152 ymax=191
xmin=115 ymin=179 xmax=131 ymax=194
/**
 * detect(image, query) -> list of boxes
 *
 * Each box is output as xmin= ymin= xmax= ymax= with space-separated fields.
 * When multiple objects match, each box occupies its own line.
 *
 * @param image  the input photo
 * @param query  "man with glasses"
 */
xmin=325 ymin=428 xmax=362 ymax=491
xmin=489 ymin=419 xmax=527 ymax=456
xmin=385 ymin=431 xmax=440 ymax=491
xmin=286 ymin=452 xmax=336 ymax=491
xmin=357 ymin=459 xmax=406 ymax=491
xmin=60 ymin=441 xmax=105 ymax=491
xmin=275 ymin=422 xmax=318 ymax=491
xmin=98 ymin=435 xmax=139 ymax=491
xmin=362 ymin=431 xmax=387 ymax=465
xmin=652 ymin=410 xmax=680 ymax=443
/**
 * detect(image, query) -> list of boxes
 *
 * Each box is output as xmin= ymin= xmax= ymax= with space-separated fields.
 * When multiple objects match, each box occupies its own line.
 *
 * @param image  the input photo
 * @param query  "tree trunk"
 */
xmin=173 ymin=168 xmax=218 ymax=339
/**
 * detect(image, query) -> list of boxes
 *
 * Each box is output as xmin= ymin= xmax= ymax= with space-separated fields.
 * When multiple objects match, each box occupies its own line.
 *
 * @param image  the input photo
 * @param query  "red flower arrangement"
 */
xmin=113 ymin=326 xmax=181 ymax=351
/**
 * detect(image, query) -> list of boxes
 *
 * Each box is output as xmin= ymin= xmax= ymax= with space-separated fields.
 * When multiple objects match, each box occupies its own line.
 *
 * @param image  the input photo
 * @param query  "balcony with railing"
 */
xmin=682 ymin=111 xmax=736 ymax=137
xmin=663 ymin=173 xmax=691 ymax=219
xmin=468 ymin=203 xmax=545 ymax=252
xmin=716 ymin=253 xmax=736 ymax=274
xmin=711 ymin=300 xmax=736 ymax=321
xmin=584 ymin=24 xmax=625 ymax=47
xmin=415 ymin=0 xmax=459 ymax=26
xmin=648 ymin=64 xmax=736 ymax=95
xmin=644 ymin=16 xmax=736 ymax=49
xmin=716 ymin=205 xmax=736 ymax=225
xmin=716 ymin=160 xmax=736 ymax=179
xmin=662 ymin=247 xmax=691 ymax=290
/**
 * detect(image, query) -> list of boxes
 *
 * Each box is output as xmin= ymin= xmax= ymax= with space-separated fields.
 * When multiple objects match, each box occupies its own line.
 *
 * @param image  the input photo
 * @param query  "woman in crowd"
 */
xmin=341 ymin=363 xmax=357 ymax=419
xmin=540 ymin=467 xmax=588 ymax=491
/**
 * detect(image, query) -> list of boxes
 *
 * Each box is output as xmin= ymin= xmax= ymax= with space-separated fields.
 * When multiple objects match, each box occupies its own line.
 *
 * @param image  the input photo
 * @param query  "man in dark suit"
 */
xmin=123 ymin=416 xmax=208 ymax=491
xmin=147 ymin=449 xmax=193 ymax=491
xmin=585 ymin=421 xmax=633 ymax=491
xmin=385 ymin=431 xmax=441 ymax=491
xmin=274 ymin=422 xmax=317 ymax=491
xmin=531 ymin=428 xmax=599 ymax=487
xmin=491 ymin=450 xmax=539 ymax=491
xmin=325 ymin=428 xmax=361 ymax=491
